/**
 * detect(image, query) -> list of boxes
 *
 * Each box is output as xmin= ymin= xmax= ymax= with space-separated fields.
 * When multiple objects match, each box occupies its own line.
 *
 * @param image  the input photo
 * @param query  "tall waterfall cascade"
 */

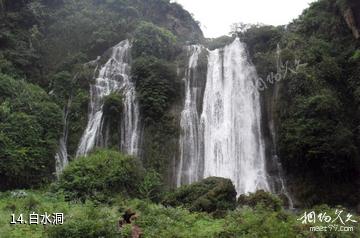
xmin=177 ymin=45 xmax=204 ymax=186
xmin=177 ymin=38 xmax=271 ymax=195
xmin=76 ymin=40 xmax=140 ymax=157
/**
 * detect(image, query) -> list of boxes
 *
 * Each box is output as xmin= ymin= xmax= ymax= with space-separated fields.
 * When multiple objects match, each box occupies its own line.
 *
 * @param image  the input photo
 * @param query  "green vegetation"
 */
xmin=130 ymin=18 xmax=182 ymax=179
xmin=103 ymin=93 xmax=124 ymax=118
xmin=132 ymin=56 xmax=179 ymax=122
xmin=102 ymin=93 xmax=124 ymax=148
xmin=54 ymin=149 xmax=164 ymax=203
xmin=0 ymin=191 xmax=120 ymax=238
xmin=0 ymin=186 xmax=359 ymax=237
xmin=237 ymin=190 xmax=283 ymax=211
xmin=204 ymin=36 xmax=235 ymax=51
xmin=0 ymin=0 xmax=201 ymax=139
xmin=55 ymin=150 xmax=144 ymax=202
xmin=1 ymin=0 xmax=360 ymax=236
xmin=132 ymin=21 xmax=178 ymax=60
xmin=0 ymin=146 xmax=359 ymax=237
xmin=163 ymin=177 xmax=237 ymax=214
xmin=242 ymin=0 xmax=360 ymax=206
xmin=0 ymin=74 xmax=62 ymax=190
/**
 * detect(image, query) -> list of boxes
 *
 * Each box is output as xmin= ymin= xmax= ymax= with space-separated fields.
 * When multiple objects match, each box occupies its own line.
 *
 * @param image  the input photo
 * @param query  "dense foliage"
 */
xmin=163 ymin=177 xmax=237 ymax=214
xmin=242 ymin=0 xmax=360 ymax=206
xmin=130 ymin=17 xmax=182 ymax=179
xmin=103 ymin=93 xmax=124 ymax=117
xmin=55 ymin=150 xmax=145 ymax=202
xmin=277 ymin=0 xmax=360 ymax=207
xmin=0 ymin=189 xmax=359 ymax=238
xmin=0 ymin=74 xmax=62 ymax=190
xmin=0 ymin=0 xmax=202 ymax=191
xmin=132 ymin=56 xmax=180 ymax=121
xmin=237 ymin=190 xmax=283 ymax=211
xmin=132 ymin=21 xmax=178 ymax=60
xmin=1 ymin=1 xmax=360 ymax=237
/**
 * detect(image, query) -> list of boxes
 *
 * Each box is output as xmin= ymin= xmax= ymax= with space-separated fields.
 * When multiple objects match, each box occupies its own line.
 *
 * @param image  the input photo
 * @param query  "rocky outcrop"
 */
xmin=238 ymin=190 xmax=283 ymax=211
xmin=163 ymin=177 xmax=237 ymax=213
xmin=129 ymin=0 xmax=204 ymax=42
xmin=342 ymin=0 xmax=360 ymax=39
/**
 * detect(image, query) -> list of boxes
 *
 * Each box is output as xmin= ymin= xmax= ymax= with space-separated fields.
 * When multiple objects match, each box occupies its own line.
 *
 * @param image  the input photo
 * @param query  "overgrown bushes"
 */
xmin=0 ymin=74 xmax=62 ymax=190
xmin=243 ymin=0 xmax=360 ymax=206
xmin=132 ymin=21 xmax=178 ymax=60
xmin=3 ymin=190 xmax=359 ymax=238
xmin=237 ymin=190 xmax=283 ymax=211
xmin=163 ymin=177 xmax=237 ymax=214
xmin=131 ymin=22 xmax=181 ymax=177
xmin=56 ymin=150 xmax=144 ymax=202
xmin=132 ymin=56 xmax=179 ymax=122
xmin=103 ymin=93 xmax=123 ymax=117
xmin=55 ymin=149 xmax=164 ymax=203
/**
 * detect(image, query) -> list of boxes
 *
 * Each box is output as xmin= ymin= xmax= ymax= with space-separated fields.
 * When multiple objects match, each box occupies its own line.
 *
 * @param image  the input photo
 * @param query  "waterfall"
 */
xmin=176 ymin=45 xmax=204 ymax=186
xmin=267 ymin=44 xmax=294 ymax=208
xmin=178 ymin=38 xmax=270 ymax=195
xmin=76 ymin=40 xmax=140 ymax=157
xmin=202 ymin=38 xmax=269 ymax=194
xmin=55 ymin=97 xmax=71 ymax=176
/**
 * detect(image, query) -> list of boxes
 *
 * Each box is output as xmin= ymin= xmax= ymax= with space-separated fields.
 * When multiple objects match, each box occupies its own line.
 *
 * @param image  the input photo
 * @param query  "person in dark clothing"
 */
xmin=118 ymin=208 xmax=143 ymax=237
xmin=123 ymin=209 xmax=136 ymax=224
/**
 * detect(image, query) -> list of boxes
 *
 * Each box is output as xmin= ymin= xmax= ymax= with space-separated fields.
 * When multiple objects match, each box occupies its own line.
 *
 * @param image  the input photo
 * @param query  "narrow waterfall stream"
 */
xmin=266 ymin=44 xmax=294 ymax=208
xmin=177 ymin=45 xmax=204 ymax=186
xmin=55 ymin=97 xmax=71 ymax=176
xmin=76 ymin=40 xmax=140 ymax=157
xmin=178 ymin=38 xmax=270 ymax=195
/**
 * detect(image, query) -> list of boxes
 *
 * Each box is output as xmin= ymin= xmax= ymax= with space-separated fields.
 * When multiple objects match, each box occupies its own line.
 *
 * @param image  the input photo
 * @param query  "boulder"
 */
xmin=163 ymin=177 xmax=237 ymax=213
xmin=237 ymin=190 xmax=283 ymax=211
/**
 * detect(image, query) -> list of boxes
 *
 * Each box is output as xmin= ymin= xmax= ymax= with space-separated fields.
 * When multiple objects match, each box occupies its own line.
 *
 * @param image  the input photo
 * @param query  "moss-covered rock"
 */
xmin=237 ymin=190 xmax=283 ymax=211
xmin=163 ymin=177 xmax=237 ymax=213
xmin=103 ymin=92 xmax=123 ymax=117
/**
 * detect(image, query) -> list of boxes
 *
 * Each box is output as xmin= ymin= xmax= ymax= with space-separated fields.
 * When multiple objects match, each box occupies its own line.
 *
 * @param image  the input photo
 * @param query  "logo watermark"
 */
xmin=297 ymin=209 xmax=357 ymax=233
xmin=10 ymin=212 xmax=64 ymax=225
xmin=248 ymin=44 xmax=307 ymax=93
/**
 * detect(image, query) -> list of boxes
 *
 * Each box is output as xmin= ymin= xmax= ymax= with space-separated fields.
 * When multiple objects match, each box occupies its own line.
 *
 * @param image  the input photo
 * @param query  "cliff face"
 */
xmin=348 ymin=0 xmax=360 ymax=26
xmin=127 ymin=0 xmax=204 ymax=42
xmin=243 ymin=0 xmax=360 ymax=208
xmin=342 ymin=0 xmax=360 ymax=39
xmin=0 ymin=0 xmax=207 ymax=189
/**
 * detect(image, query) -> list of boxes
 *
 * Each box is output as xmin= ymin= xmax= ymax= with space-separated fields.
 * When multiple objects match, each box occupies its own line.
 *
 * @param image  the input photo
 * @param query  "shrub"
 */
xmin=242 ymin=25 xmax=283 ymax=57
xmin=132 ymin=21 xmax=178 ymax=60
xmin=163 ymin=177 xmax=237 ymax=213
xmin=132 ymin=56 xmax=179 ymax=122
xmin=47 ymin=219 xmax=118 ymax=238
xmin=103 ymin=92 xmax=123 ymax=118
xmin=127 ymin=199 xmax=225 ymax=238
xmin=237 ymin=190 xmax=283 ymax=211
xmin=138 ymin=170 xmax=164 ymax=202
xmin=56 ymin=150 xmax=144 ymax=202
xmin=350 ymin=49 xmax=360 ymax=62
xmin=220 ymin=207 xmax=303 ymax=238
xmin=205 ymin=36 xmax=234 ymax=50
xmin=0 ymin=74 xmax=62 ymax=190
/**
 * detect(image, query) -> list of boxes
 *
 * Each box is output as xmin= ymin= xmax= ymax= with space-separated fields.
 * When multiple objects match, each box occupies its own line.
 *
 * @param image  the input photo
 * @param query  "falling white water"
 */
xmin=76 ymin=40 xmax=140 ymax=157
xmin=201 ymin=38 xmax=270 ymax=194
xmin=177 ymin=45 xmax=204 ymax=186
xmin=55 ymin=98 xmax=71 ymax=176
xmin=267 ymin=44 xmax=294 ymax=208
